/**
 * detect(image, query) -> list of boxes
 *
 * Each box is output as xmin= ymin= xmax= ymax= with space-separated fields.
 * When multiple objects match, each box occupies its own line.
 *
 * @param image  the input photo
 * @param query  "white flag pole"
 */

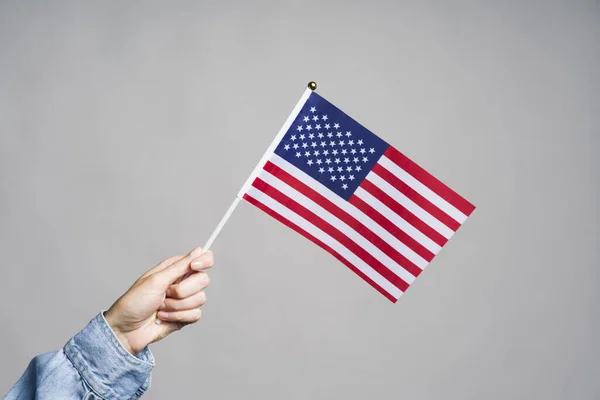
xmin=199 ymin=82 xmax=316 ymax=254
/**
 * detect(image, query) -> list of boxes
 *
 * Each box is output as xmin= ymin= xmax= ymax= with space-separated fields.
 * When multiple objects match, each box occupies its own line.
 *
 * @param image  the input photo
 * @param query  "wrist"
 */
xmin=104 ymin=309 xmax=134 ymax=354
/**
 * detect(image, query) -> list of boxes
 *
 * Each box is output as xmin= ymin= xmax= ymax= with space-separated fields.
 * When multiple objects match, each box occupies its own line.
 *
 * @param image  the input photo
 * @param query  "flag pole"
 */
xmin=200 ymin=81 xmax=317 ymax=253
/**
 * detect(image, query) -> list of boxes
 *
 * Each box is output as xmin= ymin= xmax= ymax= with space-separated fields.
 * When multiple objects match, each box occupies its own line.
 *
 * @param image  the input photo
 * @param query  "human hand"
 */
xmin=104 ymin=246 xmax=214 ymax=354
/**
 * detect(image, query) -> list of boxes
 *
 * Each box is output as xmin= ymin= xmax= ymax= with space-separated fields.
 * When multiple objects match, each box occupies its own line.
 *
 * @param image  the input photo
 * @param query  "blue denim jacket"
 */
xmin=5 ymin=313 xmax=154 ymax=399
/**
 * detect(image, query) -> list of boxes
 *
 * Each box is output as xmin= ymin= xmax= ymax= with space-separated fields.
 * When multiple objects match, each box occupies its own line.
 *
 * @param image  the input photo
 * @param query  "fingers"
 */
xmin=154 ymin=246 xmax=204 ymax=286
xmin=166 ymin=272 xmax=210 ymax=299
xmin=157 ymin=308 xmax=202 ymax=324
xmin=161 ymin=291 xmax=207 ymax=311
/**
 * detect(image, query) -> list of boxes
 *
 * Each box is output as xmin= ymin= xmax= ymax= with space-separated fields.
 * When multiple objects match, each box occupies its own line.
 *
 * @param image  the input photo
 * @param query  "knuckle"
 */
xmin=205 ymin=251 xmax=215 ymax=267
xmin=192 ymin=309 xmax=202 ymax=322
xmin=199 ymin=273 xmax=210 ymax=286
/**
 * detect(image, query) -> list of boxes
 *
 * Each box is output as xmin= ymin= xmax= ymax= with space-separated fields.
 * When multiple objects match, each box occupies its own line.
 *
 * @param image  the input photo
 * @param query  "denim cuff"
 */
xmin=64 ymin=312 xmax=154 ymax=399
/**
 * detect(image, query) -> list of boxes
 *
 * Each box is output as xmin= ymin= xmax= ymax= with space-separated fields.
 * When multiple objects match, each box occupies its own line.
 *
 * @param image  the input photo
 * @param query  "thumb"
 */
xmin=154 ymin=246 xmax=203 ymax=287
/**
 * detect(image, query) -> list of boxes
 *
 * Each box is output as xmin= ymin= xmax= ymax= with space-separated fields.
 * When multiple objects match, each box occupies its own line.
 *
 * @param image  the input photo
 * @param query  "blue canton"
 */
xmin=274 ymin=92 xmax=389 ymax=200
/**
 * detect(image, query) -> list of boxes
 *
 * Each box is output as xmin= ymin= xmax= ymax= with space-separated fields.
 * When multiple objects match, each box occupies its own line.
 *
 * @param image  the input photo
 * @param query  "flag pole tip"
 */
xmin=308 ymin=81 xmax=317 ymax=91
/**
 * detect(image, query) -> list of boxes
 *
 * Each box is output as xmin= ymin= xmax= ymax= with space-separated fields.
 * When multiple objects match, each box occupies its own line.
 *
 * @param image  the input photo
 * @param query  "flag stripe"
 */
xmin=379 ymin=153 xmax=471 ymax=224
xmin=365 ymin=172 xmax=454 ymax=239
xmin=252 ymin=177 xmax=411 ymax=291
xmin=371 ymin=163 xmax=461 ymax=232
xmin=360 ymin=178 xmax=448 ymax=248
xmin=243 ymin=194 xmax=399 ymax=302
xmin=258 ymin=167 xmax=419 ymax=284
xmin=353 ymin=186 xmax=442 ymax=259
xmin=263 ymin=160 xmax=425 ymax=277
xmin=269 ymin=154 xmax=426 ymax=273
xmin=243 ymin=187 xmax=403 ymax=300
xmin=383 ymin=147 xmax=475 ymax=217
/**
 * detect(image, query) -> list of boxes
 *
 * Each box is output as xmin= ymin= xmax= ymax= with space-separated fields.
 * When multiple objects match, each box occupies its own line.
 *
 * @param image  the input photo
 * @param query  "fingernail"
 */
xmin=189 ymin=246 xmax=203 ymax=258
xmin=155 ymin=318 xmax=162 ymax=325
xmin=191 ymin=255 xmax=208 ymax=270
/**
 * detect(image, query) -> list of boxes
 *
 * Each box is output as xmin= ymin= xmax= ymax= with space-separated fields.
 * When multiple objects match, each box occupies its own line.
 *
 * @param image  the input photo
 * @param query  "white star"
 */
xmin=332 ymin=149 xmax=339 ymax=155
xmin=328 ymin=167 xmax=334 ymax=173
xmin=341 ymin=149 xmax=347 ymax=155
xmin=305 ymin=151 xmax=311 ymax=157
xmin=318 ymin=167 xmax=325 ymax=173
xmin=337 ymin=167 xmax=343 ymax=173
xmin=357 ymin=139 xmax=364 ymax=146
xmin=350 ymin=148 xmax=357 ymax=154
xmin=297 ymin=125 xmax=303 ymax=132
xmin=345 ymin=131 xmax=352 ymax=137
xmin=316 ymin=159 xmax=322 ymax=164
xmin=320 ymin=141 xmax=327 ymax=147
xmin=342 ymin=183 xmax=348 ymax=190
xmin=323 ymin=149 xmax=329 ymax=156
xmin=359 ymin=148 xmax=366 ymax=154
xmin=306 ymin=125 xmax=312 ymax=131
xmin=339 ymin=140 xmax=345 ymax=146
xmin=317 ymin=132 xmax=324 ymax=138
xmin=296 ymin=152 xmax=301 ymax=158
xmin=336 ymin=132 xmax=342 ymax=138
xmin=299 ymin=134 xmax=305 ymax=140
xmin=302 ymin=142 xmax=308 ymax=149
xmin=325 ymin=158 xmax=332 ymax=164
xmin=303 ymin=116 xmax=310 ymax=122
xmin=327 ymin=132 xmax=333 ymax=138
xmin=369 ymin=148 xmax=375 ymax=154
xmin=312 ymin=115 xmax=319 ymax=121
xmin=355 ymin=166 xmax=362 ymax=172
xmin=362 ymin=156 xmax=368 ymax=162
xmin=310 ymin=106 xmax=317 ymax=113
xmin=315 ymin=124 xmax=321 ymax=130
xmin=325 ymin=123 xmax=331 ymax=129
xmin=322 ymin=115 xmax=328 ymax=121
xmin=340 ymin=175 xmax=346 ymax=181
xmin=310 ymin=142 xmax=317 ymax=148
xmin=344 ymin=157 xmax=350 ymax=163
xmin=349 ymin=175 xmax=355 ymax=181
xmin=353 ymin=157 xmax=359 ymax=163
xmin=329 ymin=141 xmax=336 ymax=147
xmin=313 ymin=150 xmax=320 ymax=156
xmin=348 ymin=140 xmax=354 ymax=145
xmin=308 ymin=133 xmax=315 ymax=139
xmin=307 ymin=159 xmax=313 ymax=166
xmin=290 ymin=135 xmax=297 ymax=141
xmin=334 ymin=158 xmax=341 ymax=164
xmin=346 ymin=166 xmax=352 ymax=172
xmin=330 ymin=175 xmax=337 ymax=181
xmin=293 ymin=143 xmax=299 ymax=149
xmin=334 ymin=123 xmax=340 ymax=129
xmin=284 ymin=144 xmax=290 ymax=150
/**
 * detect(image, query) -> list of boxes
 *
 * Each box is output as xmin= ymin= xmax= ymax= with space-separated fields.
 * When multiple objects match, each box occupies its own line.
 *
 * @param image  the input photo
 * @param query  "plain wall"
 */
xmin=1 ymin=1 xmax=599 ymax=399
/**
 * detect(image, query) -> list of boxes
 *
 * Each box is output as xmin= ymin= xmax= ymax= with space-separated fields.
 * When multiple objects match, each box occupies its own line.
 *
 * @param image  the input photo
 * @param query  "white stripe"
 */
xmin=237 ymin=88 xmax=313 ymax=198
xmin=246 ymin=186 xmax=403 ymax=300
xmin=366 ymin=172 xmax=454 ymax=239
xmin=379 ymin=156 xmax=468 ymax=224
xmin=268 ymin=154 xmax=438 ymax=265
xmin=258 ymin=170 xmax=418 ymax=283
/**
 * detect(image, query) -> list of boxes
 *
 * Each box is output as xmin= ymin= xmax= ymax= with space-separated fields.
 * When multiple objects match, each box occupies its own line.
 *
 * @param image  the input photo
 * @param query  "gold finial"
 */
xmin=308 ymin=81 xmax=317 ymax=91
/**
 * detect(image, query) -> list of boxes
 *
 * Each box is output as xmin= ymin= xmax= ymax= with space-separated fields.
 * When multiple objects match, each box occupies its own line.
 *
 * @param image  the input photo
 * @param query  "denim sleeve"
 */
xmin=4 ymin=312 xmax=154 ymax=400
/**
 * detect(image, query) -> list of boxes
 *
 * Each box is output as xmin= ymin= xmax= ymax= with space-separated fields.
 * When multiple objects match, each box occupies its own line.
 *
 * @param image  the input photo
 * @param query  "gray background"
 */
xmin=1 ymin=1 xmax=598 ymax=399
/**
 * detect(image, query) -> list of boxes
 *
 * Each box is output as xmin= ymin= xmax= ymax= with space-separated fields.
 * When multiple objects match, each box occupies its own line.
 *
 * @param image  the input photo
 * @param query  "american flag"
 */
xmin=238 ymin=90 xmax=475 ymax=302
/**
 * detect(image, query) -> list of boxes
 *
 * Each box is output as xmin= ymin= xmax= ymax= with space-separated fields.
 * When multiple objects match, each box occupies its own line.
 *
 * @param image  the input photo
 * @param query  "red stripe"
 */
xmin=360 ymin=178 xmax=448 ymax=249
xmin=384 ymin=147 xmax=476 ymax=216
xmin=349 ymin=194 xmax=435 ymax=270
xmin=243 ymin=193 xmax=398 ymax=303
xmin=372 ymin=164 xmax=461 ymax=232
xmin=251 ymin=177 xmax=410 ymax=293
xmin=264 ymin=161 xmax=424 ymax=277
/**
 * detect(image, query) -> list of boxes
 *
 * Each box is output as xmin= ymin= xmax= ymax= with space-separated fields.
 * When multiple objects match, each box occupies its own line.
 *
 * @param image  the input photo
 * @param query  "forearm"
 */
xmin=4 ymin=313 xmax=155 ymax=400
